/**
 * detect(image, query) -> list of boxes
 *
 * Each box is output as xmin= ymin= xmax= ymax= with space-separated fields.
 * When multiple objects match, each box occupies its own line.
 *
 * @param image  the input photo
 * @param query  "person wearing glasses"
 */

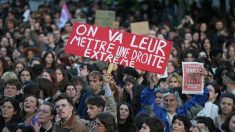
xmin=141 ymin=71 xmax=208 ymax=132
xmin=94 ymin=112 xmax=117 ymax=132
xmin=52 ymin=93 xmax=87 ymax=132
xmin=33 ymin=101 xmax=55 ymax=132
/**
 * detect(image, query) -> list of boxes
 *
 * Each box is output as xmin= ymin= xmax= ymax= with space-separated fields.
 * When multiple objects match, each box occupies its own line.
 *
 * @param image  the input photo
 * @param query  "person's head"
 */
xmin=64 ymin=83 xmax=77 ymax=98
xmin=184 ymin=32 xmax=192 ymax=42
xmin=158 ymin=78 xmax=169 ymax=89
xmin=123 ymin=67 xmax=139 ymax=80
xmin=23 ymin=95 xmax=39 ymax=115
xmin=172 ymin=115 xmax=191 ymax=132
xmin=222 ymin=111 xmax=235 ymax=132
xmin=140 ymin=116 xmax=165 ymax=132
xmin=88 ymin=71 xmax=103 ymax=92
xmin=226 ymin=44 xmax=235 ymax=59
xmin=86 ymin=96 xmax=105 ymax=119
xmin=202 ymin=38 xmax=211 ymax=50
xmin=65 ymin=22 xmax=72 ymax=33
xmin=0 ymin=36 xmax=10 ymax=47
xmin=123 ymin=76 xmax=136 ymax=94
xmin=94 ymin=112 xmax=117 ymax=132
xmin=168 ymin=73 xmax=182 ymax=88
xmin=13 ymin=61 xmax=25 ymax=75
xmin=41 ymin=69 xmax=56 ymax=83
xmin=200 ymin=23 xmax=207 ymax=32
xmin=215 ymin=20 xmax=224 ymax=31
xmin=117 ymin=102 xmax=134 ymax=123
xmin=171 ymin=45 xmax=180 ymax=58
xmin=2 ymin=123 xmax=18 ymax=132
xmin=207 ymin=81 xmax=221 ymax=102
xmin=1 ymin=71 xmax=18 ymax=82
xmin=22 ymin=81 xmax=40 ymax=98
xmin=192 ymin=32 xmax=199 ymax=42
xmin=1 ymin=97 xmax=20 ymax=122
xmin=46 ymin=32 xmax=55 ymax=44
xmin=183 ymin=49 xmax=198 ymax=62
xmin=155 ymin=90 xmax=163 ymax=105
xmin=37 ymin=101 xmax=55 ymax=125
xmin=0 ymin=46 xmax=8 ymax=57
xmin=36 ymin=78 xmax=53 ymax=99
xmin=16 ymin=123 xmax=35 ymax=132
xmin=42 ymin=51 xmax=56 ymax=67
xmin=190 ymin=116 xmax=215 ymax=132
xmin=148 ymin=30 xmax=156 ymax=38
xmin=167 ymin=60 xmax=176 ymax=74
xmin=4 ymin=79 xmax=21 ymax=98
xmin=19 ymin=68 xmax=33 ymax=83
xmin=71 ymin=76 xmax=88 ymax=97
xmin=162 ymin=90 xmax=182 ymax=113
xmin=54 ymin=93 xmax=74 ymax=120
xmin=223 ymin=70 xmax=235 ymax=92
xmin=55 ymin=66 xmax=68 ymax=83
xmin=219 ymin=93 xmax=235 ymax=115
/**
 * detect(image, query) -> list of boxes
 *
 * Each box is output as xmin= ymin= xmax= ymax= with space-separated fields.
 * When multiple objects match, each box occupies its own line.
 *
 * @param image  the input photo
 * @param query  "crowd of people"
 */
xmin=1 ymin=0 xmax=235 ymax=132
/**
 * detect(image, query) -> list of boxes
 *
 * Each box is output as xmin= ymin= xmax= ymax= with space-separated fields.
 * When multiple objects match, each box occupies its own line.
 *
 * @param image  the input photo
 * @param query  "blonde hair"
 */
xmin=168 ymin=72 xmax=182 ymax=86
xmin=1 ymin=71 xmax=18 ymax=82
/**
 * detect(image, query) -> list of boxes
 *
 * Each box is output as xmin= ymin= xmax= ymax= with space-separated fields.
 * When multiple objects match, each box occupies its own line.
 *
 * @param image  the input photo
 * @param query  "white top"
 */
xmin=197 ymin=101 xmax=219 ymax=118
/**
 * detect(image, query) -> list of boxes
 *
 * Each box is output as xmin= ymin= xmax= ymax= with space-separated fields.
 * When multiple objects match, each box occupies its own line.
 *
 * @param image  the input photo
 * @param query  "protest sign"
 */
xmin=65 ymin=22 xmax=173 ymax=74
xmin=182 ymin=62 xmax=204 ymax=94
xmin=95 ymin=10 xmax=115 ymax=28
xmin=157 ymin=68 xmax=168 ymax=78
xmin=131 ymin=21 xmax=149 ymax=35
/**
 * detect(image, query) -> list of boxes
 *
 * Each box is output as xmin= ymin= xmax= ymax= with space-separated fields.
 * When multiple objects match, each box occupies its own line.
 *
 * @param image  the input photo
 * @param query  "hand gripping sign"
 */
xmin=65 ymin=22 xmax=173 ymax=74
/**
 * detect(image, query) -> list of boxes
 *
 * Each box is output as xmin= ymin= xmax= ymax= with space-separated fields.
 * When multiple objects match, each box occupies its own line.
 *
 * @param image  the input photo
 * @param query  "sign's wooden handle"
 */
xmin=107 ymin=63 xmax=114 ymax=74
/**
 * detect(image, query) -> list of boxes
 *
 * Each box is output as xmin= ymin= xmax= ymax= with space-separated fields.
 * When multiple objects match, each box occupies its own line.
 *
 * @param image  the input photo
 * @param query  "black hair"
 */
xmin=41 ymin=101 xmax=56 ymax=116
xmin=172 ymin=115 xmax=191 ymax=132
xmin=35 ymin=78 xmax=53 ymax=99
xmin=117 ymin=102 xmax=137 ymax=131
xmin=19 ymin=67 xmax=34 ymax=82
xmin=5 ymin=79 xmax=21 ymax=90
xmin=54 ymin=93 xmax=73 ymax=105
xmin=219 ymin=93 xmax=235 ymax=115
xmin=16 ymin=123 xmax=35 ymax=132
xmin=142 ymin=116 xmax=165 ymax=132
xmin=3 ymin=97 xmax=20 ymax=117
xmin=192 ymin=116 xmax=215 ymax=132
xmin=22 ymin=81 xmax=40 ymax=98
xmin=183 ymin=49 xmax=198 ymax=60
xmin=95 ymin=112 xmax=117 ymax=132
xmin=222 ymin=111 xmax=235 ymax=132
xmin=85 ymin=96 xmax=105 ymax=111
xmin=3 ymin=123 xmax=18 ymax=132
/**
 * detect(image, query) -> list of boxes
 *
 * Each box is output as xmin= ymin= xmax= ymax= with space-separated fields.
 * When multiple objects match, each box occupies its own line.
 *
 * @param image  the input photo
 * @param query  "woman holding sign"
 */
xmin=141 ymin=70 xmax=208 ymax=132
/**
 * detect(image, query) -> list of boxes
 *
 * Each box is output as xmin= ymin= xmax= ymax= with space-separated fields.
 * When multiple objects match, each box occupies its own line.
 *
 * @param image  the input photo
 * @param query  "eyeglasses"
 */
xmin=55 ymin=103 xmax=69 ymax=110
xmin=37 ymin=109 xmax=50 ymax=114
